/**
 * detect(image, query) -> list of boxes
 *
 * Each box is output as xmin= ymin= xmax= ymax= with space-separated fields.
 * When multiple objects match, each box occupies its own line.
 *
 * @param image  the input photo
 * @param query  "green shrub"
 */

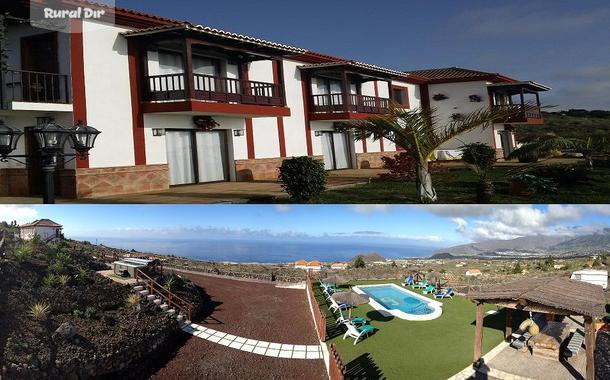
xmin=460 ymin=143 xmax=497 ymax=181
xmin=511 ymin=173 xmax=557 ymax=194
xmin=527 ymin=165 xmax=588 ymax=186
xmin=354 ymin=257 xmax=366 ymax=268
xmin=278 ymin=156 xmax=327 ymax=202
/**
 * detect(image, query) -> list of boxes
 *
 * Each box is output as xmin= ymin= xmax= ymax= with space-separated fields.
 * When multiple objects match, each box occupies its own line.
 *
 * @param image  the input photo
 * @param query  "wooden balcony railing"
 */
xmin=135 ymin=268 xmax=194 ymax=321
xmin=492 ymin=103 xmax=542 ymax=122
xmin=1 ymin=69 xmax=70 ymax=109
xmin=311 ymin=93 xmax=389 ymax=115
xmin=145 ymin=73 xmax=284 ymax=106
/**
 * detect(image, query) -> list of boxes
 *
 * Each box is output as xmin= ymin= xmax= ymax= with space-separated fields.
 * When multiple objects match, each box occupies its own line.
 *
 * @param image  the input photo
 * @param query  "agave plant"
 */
xmin=352 ymin=104 xmax=520 ymax=202
xmin=125 ymin=294 xmax=141 ymax=308
xmin=42 ymin=273 xmax=58 ymax=288
xmin=29 ymin=303 xmax=51 ymax=321
xmin=57 ymin=274 xmax=71 ymax=287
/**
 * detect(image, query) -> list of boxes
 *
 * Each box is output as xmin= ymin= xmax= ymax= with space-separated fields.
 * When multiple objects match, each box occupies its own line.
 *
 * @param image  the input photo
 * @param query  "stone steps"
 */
xmin=132 ymin=283 xmax=188 ymax=323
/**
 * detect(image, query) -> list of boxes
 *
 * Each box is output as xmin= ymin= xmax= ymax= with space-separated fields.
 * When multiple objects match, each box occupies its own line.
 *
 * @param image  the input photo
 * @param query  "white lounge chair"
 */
xmin=342 ymin=322 xmax=375 ymax=345
xmin=336 ymin=308 xmax=367 ymax=326
xmin=329 ymin=297 xmax=349 ymax=312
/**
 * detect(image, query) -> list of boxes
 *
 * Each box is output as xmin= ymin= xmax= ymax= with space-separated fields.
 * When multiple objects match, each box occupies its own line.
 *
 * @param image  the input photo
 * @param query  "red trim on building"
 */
xmin=128 ymin=40 xmax=146 ymax=165
xmin=373 ymin=81 xmax=384 ymax=152
xmin=300 ymin=74 xmax=313 ymax=156
xmin=362 ymin=139 xmax=367 ymax=153
xmin=420 ymin=84 xmax=431 ymax=112
xmin=141 ymin=101 xmax=290 ymax=117
xmin=241 ymin=63 xmax=255 ymax=159
xmin=69 ymin=20 xmax=89 ymax=169
xmin=272 ymin=60 xmax=287 ymax=158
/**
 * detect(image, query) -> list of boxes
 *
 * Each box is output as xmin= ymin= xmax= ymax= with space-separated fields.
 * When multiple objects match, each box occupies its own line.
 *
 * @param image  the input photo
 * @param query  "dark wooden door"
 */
xmin=20 ymin=32 xmax=60 ymax=102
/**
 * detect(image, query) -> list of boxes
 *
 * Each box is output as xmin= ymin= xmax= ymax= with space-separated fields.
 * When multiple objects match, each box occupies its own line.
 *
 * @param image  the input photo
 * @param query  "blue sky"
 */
xmin=3 ymin=204 xmax=610 ymax=247
xmin=114 ymin=0 xmax=610 ymax=110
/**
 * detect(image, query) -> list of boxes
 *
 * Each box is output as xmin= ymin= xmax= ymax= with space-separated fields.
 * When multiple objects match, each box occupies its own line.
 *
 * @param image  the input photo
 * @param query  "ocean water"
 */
xmin=73 ymin=236 xmax=435 ymax=263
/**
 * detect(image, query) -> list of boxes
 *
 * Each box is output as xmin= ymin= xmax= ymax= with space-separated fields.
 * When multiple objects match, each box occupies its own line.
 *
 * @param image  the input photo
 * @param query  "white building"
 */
xmin=465 ymin=268 xmax=482 ymax=277
xmin=0 ymin=1 xmax=550 ymax=200
xmin=19 ymin=219 xmax=63 ymax=241
xmin=571 ymin=269 xmax=608 ymax=289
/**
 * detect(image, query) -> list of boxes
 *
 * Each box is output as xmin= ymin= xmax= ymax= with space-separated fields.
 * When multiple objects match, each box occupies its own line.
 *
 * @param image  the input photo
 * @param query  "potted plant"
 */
xmin=460 ymin=143 xmax=497 ymax=203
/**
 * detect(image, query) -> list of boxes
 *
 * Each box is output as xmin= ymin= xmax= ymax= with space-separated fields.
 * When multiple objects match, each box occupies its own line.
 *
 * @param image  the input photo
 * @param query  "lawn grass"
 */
xmin=317 ymin=279 xmax=516 ymax=380
xmin=317 ymin=165 xmax=610 ymax=203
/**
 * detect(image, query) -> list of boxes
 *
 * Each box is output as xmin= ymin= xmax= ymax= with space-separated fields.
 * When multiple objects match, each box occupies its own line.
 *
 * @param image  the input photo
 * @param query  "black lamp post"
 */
xmin=0 ymin=119 xmax=100 ymax=204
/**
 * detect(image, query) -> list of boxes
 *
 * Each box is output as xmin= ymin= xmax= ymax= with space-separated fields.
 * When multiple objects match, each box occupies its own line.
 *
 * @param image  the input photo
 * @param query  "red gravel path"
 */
xmin=150 ymin=272 xmax=327 ymax=380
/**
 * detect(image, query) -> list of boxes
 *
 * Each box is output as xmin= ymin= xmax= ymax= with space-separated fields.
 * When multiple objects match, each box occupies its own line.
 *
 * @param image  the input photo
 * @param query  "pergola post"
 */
xmin=504 ymin=308 xmax=513 ymax=341
xmin=584 ymin=316 xmax=596 ymax=380
xmin=473 ymin=301 xmax=485 ymax=366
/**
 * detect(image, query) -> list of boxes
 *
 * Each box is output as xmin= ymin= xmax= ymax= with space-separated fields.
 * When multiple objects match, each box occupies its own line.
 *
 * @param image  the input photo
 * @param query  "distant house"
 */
xmin=19 ymin=219 xmax=63 ymax=241
xmin=307 ymin=260 xmax=322 ymax=272
xmin=295 ymin=259 xmax=322 ymax=272
xmin=465 ymin=269 xmax=482 ymax=277
xmin=294 ymin=259 xmax=308 ymax=270
xmin=331 ymin=262 xmax=348 ymax=270
xmin=571 ymin=269 xmax=608 ymax=289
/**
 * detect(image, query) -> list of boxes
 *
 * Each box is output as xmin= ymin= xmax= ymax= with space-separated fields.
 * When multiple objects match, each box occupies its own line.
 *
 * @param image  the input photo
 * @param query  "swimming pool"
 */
xmin=353 ymin=283 xmax=443 ymax=321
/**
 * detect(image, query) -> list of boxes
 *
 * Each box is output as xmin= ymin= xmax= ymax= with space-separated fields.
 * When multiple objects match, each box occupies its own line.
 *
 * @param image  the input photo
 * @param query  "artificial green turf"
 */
xmin=317 ymin=166 xmax=610 ymax=204
xmin=318 ymin=280 xmax=514 ymax=380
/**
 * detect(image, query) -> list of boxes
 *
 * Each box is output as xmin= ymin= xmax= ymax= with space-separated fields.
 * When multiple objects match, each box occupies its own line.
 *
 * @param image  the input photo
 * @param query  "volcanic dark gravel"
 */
xmin=596 ymin=330 xmax=610 ymax=380
xmin=150 ymin=273 xmax=327 ymax=380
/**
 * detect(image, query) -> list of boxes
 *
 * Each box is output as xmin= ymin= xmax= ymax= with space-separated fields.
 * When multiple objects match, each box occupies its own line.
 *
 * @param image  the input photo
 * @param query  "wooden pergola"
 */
xmin=467 ymin=277 xmax=607 ymax=380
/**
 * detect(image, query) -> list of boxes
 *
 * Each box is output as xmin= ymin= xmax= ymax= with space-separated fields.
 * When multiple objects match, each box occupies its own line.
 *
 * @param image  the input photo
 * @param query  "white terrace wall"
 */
xmin=427 ymin=81 xmax=495 ymax=150
xmin=281 ymin=59 xmax=309 ymax=157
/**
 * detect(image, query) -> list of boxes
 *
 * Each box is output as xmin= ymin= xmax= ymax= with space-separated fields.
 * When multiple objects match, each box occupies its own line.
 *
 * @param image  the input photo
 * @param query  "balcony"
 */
xmin=492 ymin=103 xmax=543 ymax=124
xmin=1 ymin=69 xmax=71 ymax=111
xmin=488 ymin=81 xmax=550 ymax=125
xmin=310 ymin=93 xmax=390 ymax=120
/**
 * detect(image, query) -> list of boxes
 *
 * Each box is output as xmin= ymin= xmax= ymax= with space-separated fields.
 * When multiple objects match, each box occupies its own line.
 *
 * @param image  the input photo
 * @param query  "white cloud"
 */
xmin=350 ymin=205 xmax=396 ymax=214
xmin=273 ymin=205 xmax=292 ymax=213
xmin=0 ymin=205 xmax=38 ymax=223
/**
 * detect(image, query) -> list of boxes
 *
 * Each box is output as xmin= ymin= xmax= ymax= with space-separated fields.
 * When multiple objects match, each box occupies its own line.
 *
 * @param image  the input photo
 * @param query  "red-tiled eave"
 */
xmin=405 ymin=67 xmax=517 ymax=84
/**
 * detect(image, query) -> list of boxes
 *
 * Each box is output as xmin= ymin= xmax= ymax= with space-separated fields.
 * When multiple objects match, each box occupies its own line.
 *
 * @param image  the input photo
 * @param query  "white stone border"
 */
xmin=181 ymin=322 xmax=323 ymax=360
xmin=353 ymin=283 xmax=443 ymax=321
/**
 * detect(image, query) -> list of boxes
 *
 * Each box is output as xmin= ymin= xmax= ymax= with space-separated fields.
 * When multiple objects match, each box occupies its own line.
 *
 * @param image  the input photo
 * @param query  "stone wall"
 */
xmin=235 ymin=155 xmax=324 ymax=181
xmin=75 ymin=164 xmax=169 ymax=198
xmin=356 ymin=152 xmax=394 ymax=169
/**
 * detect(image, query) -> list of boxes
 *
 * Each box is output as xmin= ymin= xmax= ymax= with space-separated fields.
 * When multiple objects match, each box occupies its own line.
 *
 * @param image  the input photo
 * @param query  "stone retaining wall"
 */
xmin=75 ymin=164 xmax=169 ymax=198
xmin=235 ymin=155 xmax=324 ymax=181
xmin=356 ymin=152 xmax=392 ymax=169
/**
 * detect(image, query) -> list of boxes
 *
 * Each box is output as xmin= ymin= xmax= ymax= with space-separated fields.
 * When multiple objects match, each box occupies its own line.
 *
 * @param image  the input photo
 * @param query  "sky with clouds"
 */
xmin=115 ymin=0 xmax=610 ymax=110
xmin=2 ymin=204 xmax=610 ymax=248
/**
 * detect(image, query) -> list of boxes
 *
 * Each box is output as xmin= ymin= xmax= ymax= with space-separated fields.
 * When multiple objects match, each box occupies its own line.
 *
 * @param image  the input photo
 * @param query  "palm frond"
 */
xmin=507 ymin=136 xmax=579 ymax=160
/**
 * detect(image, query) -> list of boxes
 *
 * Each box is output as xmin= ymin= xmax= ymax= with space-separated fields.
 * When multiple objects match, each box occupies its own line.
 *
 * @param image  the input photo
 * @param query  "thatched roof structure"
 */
xmin=466 ymin=277 xmax=606 ymax=318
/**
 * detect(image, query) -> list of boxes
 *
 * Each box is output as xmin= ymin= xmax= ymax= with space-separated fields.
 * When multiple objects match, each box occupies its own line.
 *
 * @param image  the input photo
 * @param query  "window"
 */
xmin=391 ymin=86 xmax=409 ymax=108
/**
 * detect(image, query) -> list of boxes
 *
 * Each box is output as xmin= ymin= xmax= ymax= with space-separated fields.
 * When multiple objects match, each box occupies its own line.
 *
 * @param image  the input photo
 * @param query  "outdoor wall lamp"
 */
xmin=152 ymin=128 xmax=165 ymax=137
xmin=314 ymin=131 xmax=323 ymax=137
xmin=233 ymin=129 xmax=245 ymax=137
xmin=0 ymin=119 xmax=101 ymax=204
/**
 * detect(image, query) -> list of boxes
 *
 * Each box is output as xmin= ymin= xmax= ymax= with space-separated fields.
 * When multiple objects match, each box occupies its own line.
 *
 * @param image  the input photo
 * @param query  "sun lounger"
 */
xmin=329 ymin=297 xmax=349 ymax=312
xmin=412 ymin=279 xmax=428 ymax=289
xmin=402 ymin=275 xmax=414 ymax=286
xmin=336 ymin=309 xmax=367 ymax=327
xmin=343 ymin=322 xmax=376 ymax=345
xmin=563 ymin=329 xmax=585 ymax=358
xmin=422 ymin=284 xmax=436 ymax=294
xmin=433 ymin=287 xmax=454 ymax=299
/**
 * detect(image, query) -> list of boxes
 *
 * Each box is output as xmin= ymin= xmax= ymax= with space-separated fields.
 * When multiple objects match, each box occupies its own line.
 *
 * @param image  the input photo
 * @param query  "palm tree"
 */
xmin=352 ymin=105 xmax=520 ymax=202
xmin=508 ymin=135 xmax=609 ymax=170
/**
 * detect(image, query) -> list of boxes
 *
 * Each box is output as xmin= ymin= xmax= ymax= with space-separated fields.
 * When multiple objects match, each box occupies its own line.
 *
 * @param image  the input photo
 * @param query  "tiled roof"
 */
xmin=404 ymin=67 xmax=514 ymax=82
xmin=299 ymin=60 xmax=413 ymax=79
xmin=123 ymin=22 xmax=307 ymax=54
xmin=295 ymin=259 xmax=307 ymax=265
xmin=20 ymin=219 xmax=63 ymax=228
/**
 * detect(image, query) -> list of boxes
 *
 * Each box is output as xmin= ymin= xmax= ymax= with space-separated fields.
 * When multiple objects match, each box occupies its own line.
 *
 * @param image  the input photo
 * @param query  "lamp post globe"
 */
xmin=0 ymin=120 xmax=24 ymax=158
xmin=70 ymin=121 xmax=101 ymax=155
xmin=32 ymin=121 xmax=72 ymax=153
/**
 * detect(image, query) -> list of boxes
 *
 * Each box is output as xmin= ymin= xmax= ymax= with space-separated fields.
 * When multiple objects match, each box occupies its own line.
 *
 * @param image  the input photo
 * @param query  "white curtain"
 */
xmin=332 ymin=132 xmax=350 ymax=169
xmin=166 ymin=131 xmax=195 ymax=185
xmin=321 ymin=132 xmax=335 ymax=170
xmin=157 ymin=51 xmax=184 ymax=91
xmin=193 ymin=57 xmax=219 ymax=92
xmin=196 ymin=131 xmax=228 ymax=182
xmin=329 ymin=80 xmax=343 ymax=106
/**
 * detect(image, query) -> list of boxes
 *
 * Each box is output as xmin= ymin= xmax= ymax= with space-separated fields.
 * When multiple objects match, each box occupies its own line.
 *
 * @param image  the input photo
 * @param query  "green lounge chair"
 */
xmin=343 ymin=322 xmax=376 ymax=345
xmin=413 ymin=279 xmax=428 ymax=289
xmin=422 ymin=284 xmax=436 ymax=294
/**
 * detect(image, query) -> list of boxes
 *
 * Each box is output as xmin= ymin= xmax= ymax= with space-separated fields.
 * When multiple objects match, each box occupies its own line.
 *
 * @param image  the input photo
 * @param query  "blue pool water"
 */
xmin=358 ymin=285 xmax=434 ymax=315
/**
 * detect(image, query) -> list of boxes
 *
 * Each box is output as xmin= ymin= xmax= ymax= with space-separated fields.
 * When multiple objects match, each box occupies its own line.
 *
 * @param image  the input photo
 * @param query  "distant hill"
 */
xmin=553 ymin=228 xmax=610 ymax=251
xmin=517 ymin=111 xmax=610 ymax=140
xmin=433 ymin=230 xmax=610 ymax=259
xmin=351 ymin=252 xmax=385 ymax=263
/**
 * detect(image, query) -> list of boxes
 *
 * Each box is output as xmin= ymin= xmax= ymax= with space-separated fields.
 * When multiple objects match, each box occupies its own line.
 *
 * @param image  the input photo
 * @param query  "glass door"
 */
xmin=166 ymin=131 xmax=195 ymax=185
xmin=195 ymin=131 xmax=229 ymax=183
